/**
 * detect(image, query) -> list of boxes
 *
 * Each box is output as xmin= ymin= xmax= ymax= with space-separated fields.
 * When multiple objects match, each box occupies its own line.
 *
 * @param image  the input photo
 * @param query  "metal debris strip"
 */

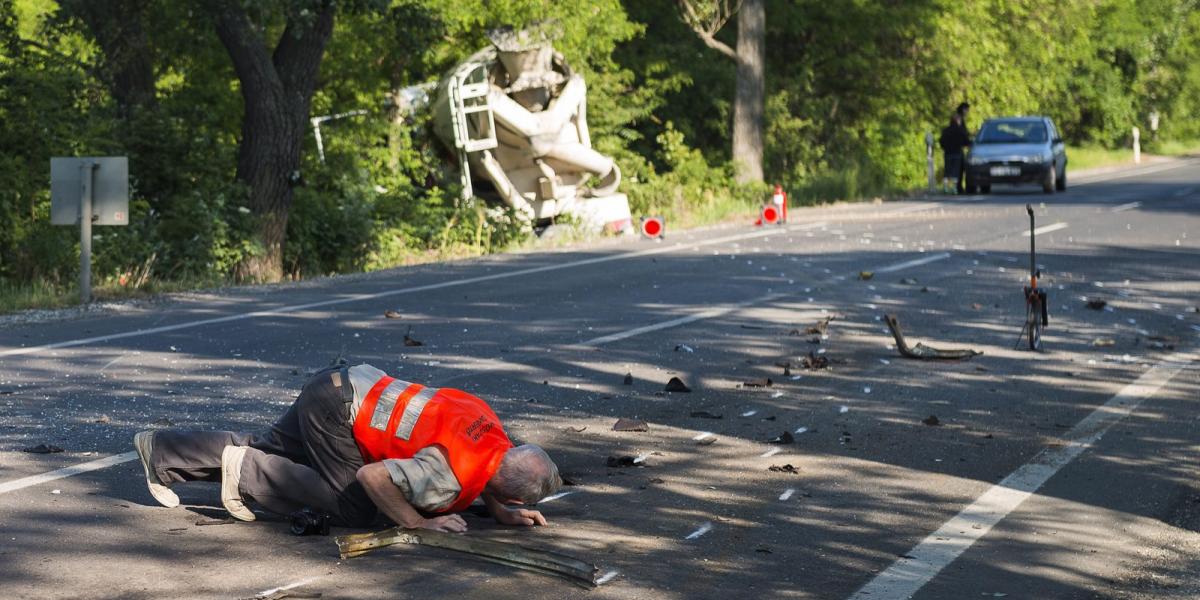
xmin=335 ymin=527 xmax=598 ymax=589
xmin=664 ymin=377 xmax=691 ymax=392
xmin=612 ymin=418 xmax=648 ymax=432
xmin=403 ymin=326 xmax=423 ymax=347
xmin=883 ymin=314 xmax=982 ymax=360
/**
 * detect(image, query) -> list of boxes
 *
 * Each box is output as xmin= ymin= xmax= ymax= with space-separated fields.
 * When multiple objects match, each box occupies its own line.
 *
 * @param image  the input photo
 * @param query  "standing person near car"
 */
xmin=939 ymin=112 xmax=972 ymax=194
xmin=955 ymin=102 xmax=972 ymax=192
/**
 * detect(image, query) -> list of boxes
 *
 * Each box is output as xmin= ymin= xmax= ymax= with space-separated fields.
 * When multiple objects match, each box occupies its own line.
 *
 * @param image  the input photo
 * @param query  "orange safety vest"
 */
xmin=352 ymin=376 xmax=512 ymax=513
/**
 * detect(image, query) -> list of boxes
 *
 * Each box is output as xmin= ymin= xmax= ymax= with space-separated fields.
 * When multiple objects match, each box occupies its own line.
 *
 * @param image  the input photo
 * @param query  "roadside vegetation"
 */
xmin=2 ymin=0 xmax=1199 ymax=313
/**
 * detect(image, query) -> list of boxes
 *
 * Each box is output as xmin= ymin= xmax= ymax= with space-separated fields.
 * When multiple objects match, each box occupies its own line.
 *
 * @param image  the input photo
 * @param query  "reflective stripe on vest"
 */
xmin=367 ymin=378 xmax=411 ymax=431
xmin=395 ymin=385 xmax=437 ymax=440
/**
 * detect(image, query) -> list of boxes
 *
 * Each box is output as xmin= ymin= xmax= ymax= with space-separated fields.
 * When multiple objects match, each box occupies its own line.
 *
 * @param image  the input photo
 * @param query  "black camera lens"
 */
xmin=289 ymin=508 xmax=330 ymax=536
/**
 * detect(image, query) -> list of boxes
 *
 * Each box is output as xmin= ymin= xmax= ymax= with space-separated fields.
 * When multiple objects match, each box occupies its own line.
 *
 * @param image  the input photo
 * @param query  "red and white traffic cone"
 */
xmin=760 ymin=203 xmax=781 ymax=225
xmin=640 ymin=216 xmax=665 ymax=239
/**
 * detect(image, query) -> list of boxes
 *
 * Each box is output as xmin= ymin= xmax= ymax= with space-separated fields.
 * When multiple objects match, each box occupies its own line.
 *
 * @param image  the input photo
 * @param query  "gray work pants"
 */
xmin=148 ymin=366 xmax=378 ymax=527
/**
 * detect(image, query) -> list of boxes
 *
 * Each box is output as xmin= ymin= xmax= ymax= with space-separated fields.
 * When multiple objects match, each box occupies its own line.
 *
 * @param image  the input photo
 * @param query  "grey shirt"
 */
xmin=348 ymin=364 xmax=462 ymax=512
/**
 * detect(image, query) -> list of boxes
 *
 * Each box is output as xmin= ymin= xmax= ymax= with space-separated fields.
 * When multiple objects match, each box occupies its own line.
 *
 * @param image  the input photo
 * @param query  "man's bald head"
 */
xmin=490 ymin=444 xmax=562 ymax=505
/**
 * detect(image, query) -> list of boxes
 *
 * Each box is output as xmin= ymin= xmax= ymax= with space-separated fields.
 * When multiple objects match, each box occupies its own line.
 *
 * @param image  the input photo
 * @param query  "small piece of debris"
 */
xmin=384 ymin=310 xmax=402 ymax=319
xmin=801 ymin=352 xmax=829 ymax=370
xmin=403 ymin=330 xmax=423 ymax=347
xmin=152 ymin=417 xmax=174 ymax=427
xmin=743 ymin=378 xmax=773 ymax=388
xmin=94 ymin=414 xmax=111 ymax=424
xmin=859 ymin=271 xmax=874 ymax=280
xmin=612 ymin=418 xmax=649 ymax=432
xmin=900 ymin=278 xmax=918 ymax=285
xmin=1091 ymin=338 xmax=1115 ymax=347
xmin=755 ymin=545 xmax=773 ymax=554
xmin=922 ymin=415 xmax=941 ymax=426
xmin=920 ymin=286 xmax=930 ymax=293
xmin=1085 ymin=299 xmax=1107 ymax=310
xmin=767 ymin=431 xmax=795 ymax=444
xmin=22 ymin=444 xmax=64 ymax=454
xmin=690 ymin=411 xmax=723 ymax=419
xmin=565 ymin=426 xmax=587 ymax=433
xmin=606 ymin=455 xmax=643 ymax=468
xmin=768 ymin=464 xmax=800 ymax=474
xmin=675 ymin=344 xmax=694 ymax=353
xmin=50 ymin=489 xmax=62 ymax=494
xmin=664 ymin=377 xmax=691 ymax=393
xmin=696 ymin=437 xmax=717 ymax=446
xmin=623 ymin=372 xmax=634 ymax=385
xmin=195 ymin=518 xmax=236 ymax=526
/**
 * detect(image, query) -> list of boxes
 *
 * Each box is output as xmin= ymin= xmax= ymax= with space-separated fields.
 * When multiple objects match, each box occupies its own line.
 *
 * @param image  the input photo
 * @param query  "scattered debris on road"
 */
xmin=623 ymin=372 xmax=633 ymax=385
xmin=768 ymin=464 xmax=800 ymax=474
xmin=743 ymin=378 xmax=773 ymax=388
xmin=690 ymin=411 xmax=723 ymax=419
xmin=612 ymin=418 xmax=649 ymax=432
xmin=94 ymin=414 xmax=111 ymax=424
xmin=403 ymin=326 xmax=423 ymax=347
xmin=674 ymin=344 xmax=694 ymax=353
xmin=152 ymin=417 xmax=174 ymax=427
xmin=664 ymin=377 xmax=691 ymax=392
xmin=1092 ymin=338 xmax=1116 ymax=347
xmin=901 ymin=278 xmax=918 ymax=285
xmin=859 ymin=271 xmax=874 ymax=280
xmin=196 ymin=517 xmax=236 ymax=526
xmin=22 ymin=444 xmax=63 ymax=454
xmin=767 ymin=431 xmax=795 ymax=444
xmin=565 ymin=426 xmax=587 ymax=433
xmin=884 ymin=314 xmax=982 ymax=360
xmin=336 ymin=527 xmax=599 ymax=588
xmin=384 ymin=309 xmax=402 ymax=319
xmin=922 ymin=415 xmax=941 ymax=426
xmin=1085 ymin=299 xmax=1107 ymax=310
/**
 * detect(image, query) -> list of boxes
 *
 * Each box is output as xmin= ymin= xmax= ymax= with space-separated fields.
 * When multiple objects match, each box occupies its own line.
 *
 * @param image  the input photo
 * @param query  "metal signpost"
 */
xmin=50 ymin=157 xmax=129 ymax=303
xmin=925 ymin=132 xmax=936 ymax=192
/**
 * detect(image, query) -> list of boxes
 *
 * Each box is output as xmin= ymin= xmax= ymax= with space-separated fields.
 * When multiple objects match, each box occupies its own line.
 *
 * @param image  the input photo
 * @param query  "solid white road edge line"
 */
xmin=1023 ymin=222 xmax=1069 ymax=236
xmin=0 ymin=451 xmax=137 ymax=495
xmin=847 ymin=350 xmax=1196 ymax=600
xmin=0 ymin=221 xmax=832 ymax=360
xmin=873 ymin=252 xmax=952 ymax=274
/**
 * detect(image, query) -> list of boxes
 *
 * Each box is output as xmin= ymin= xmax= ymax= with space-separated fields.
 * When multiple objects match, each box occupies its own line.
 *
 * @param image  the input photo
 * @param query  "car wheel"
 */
xmin=1042 ymin=166 xmax=1056 ymax=194
xmin=980 ymin=185 xmax=991 ymax=194
xmin=966 ymin=184 xmax=978 ymax=194
xmin=1056 ymin=167 xmax=1067 ymax=191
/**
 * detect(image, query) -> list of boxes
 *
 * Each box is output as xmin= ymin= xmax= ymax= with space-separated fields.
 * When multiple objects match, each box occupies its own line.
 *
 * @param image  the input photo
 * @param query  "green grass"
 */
xmin=0 ymin=275 xmax=232 ymax=315
xmin=1067 ymin=145 xmax=1137 ymax=173
xmin=1151 ymin=138 xmax=1200 ymax=156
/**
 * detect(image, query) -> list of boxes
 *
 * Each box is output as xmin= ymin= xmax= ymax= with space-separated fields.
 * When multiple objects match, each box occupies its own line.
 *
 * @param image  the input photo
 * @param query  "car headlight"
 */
xmin=1025 ymin=154 xmax=1045 ymax=164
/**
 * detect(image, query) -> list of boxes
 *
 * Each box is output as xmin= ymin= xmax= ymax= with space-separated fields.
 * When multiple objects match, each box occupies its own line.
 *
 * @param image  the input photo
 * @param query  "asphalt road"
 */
xmin=1 ymin=159 xmax=1198 ymax=600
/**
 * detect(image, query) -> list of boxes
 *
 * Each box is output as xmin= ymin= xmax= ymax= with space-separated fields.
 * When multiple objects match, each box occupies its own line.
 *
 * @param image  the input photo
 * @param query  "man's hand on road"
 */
xmin=494 ymin=507 xmax=548 ymax=527
xmin=421 ymin=514 xmax=468 ymax=533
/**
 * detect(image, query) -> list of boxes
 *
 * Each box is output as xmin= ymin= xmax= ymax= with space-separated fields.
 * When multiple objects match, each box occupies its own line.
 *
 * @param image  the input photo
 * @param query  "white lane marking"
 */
xmin=848 ymin=351 xmax=1195 ymax=600
xmin=692 ymin=431 xmax=714 ymax=441
xmin=1072 ymin=158 xmax=1200 ymax=184
xmin=0 ymin=222 xmax=831 ymax=359
xmin=540 ymin=491 xmax=574 ymax=503
xmin=256 ymin=576 xmax=323 ymax=599
xmin=873 ymin=252 xmax=951 ymax=274
xmin=1023 ymin=222 xmax=1069 ymax=236
xmin=779 ymin=488 xmax=795 ymax=501
xmin=582 ymin=291 xmax=786 ymax=346
xmin=761 ymin=448 xmax=782 ymax=458
xmin=0 ymin=451 xmax=136 ymax=495
xmin=595 ymin=570 xmax=620 ymax=585
xmin=1111 ymin=201 xmax=1141 ymax=213
xmin=881 ymin=202 xmax=942 ymax=216
xmin=98 ymin=354 xmax=125 ymax=372
xmin=685 ymin=522 xmax=713 ymax=540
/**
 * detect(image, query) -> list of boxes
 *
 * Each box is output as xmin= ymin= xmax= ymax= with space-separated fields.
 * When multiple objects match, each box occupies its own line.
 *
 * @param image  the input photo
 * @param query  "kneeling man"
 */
xmin=133 ymin=363 xmax=561 ymax=531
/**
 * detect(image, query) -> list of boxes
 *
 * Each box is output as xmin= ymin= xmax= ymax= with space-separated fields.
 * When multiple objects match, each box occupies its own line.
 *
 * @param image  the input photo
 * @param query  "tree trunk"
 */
xmin=732 ymin=0 xmax=764 ymax=183
xmin=213 ymin=1 xmax=335 ymax=282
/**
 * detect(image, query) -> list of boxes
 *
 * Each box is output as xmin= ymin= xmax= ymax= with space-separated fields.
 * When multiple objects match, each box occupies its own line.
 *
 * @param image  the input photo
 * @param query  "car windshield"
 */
xmin=976 ymin=121 xmax=1048 ymax=144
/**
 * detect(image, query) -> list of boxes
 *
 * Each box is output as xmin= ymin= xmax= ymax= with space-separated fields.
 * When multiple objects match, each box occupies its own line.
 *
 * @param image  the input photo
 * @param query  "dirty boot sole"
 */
xmin=220 ymin=445 xmax=255 ymax=521
xmin=133 ymin=431 xmax=179 ymax=508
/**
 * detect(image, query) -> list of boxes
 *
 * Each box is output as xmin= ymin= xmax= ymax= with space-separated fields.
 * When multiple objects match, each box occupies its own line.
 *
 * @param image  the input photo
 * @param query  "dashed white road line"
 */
xmin=1111 ymin=201 xmax=1142 ymax=213
xmin=582 ymin=292 xmax=786 ymax=346
xmin=873 ymin=252 xmax=951 ymax=274
xmin=847 ymin=351 xmax=1195 ymax=600
xmin=0 ymin=451 xmax=137 ymax=495
xmin=684 ymin=522 xmax=713 ymax=540
xmin=1023 ymin=222 xmax=1069 ymax=236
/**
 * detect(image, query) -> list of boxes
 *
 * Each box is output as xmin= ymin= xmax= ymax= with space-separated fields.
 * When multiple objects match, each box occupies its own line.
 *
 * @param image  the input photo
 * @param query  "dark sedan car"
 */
xmin=965 ymin=116 xmax=1067 ymax=194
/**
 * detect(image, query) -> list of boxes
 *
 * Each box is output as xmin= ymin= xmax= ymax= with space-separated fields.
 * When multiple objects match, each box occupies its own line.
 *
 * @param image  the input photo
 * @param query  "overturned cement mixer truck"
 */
xmin=430 ymin=26 xmax=633 ymax=234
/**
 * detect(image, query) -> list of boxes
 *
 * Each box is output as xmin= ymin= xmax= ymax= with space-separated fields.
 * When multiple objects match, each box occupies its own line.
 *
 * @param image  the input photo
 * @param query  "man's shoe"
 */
xmin=132 ymin=431 xmax=179 ymax=508
xmin=221 ymin=445 xmax=255 ymax=521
